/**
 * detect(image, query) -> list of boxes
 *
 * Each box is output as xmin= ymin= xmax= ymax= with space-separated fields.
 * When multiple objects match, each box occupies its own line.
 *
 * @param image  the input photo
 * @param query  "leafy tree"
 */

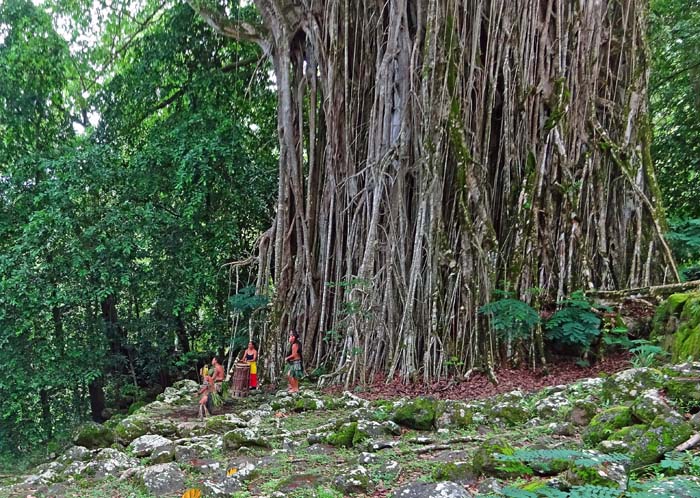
xmin=650 ymin=0 xmax=700 ymax=218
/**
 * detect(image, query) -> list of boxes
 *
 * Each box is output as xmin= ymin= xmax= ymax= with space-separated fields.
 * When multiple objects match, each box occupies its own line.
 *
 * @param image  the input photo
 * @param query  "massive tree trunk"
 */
xmin=191 ymin=0 xmax=677 ymax=383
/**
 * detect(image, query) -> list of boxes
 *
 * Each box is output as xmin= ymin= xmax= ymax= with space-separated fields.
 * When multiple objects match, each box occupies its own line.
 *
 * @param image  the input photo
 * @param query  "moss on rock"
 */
xmin=625 ymin=415 xmax=694 ymax=467
xmin=432 ymin=461 xmax=473 ymax=482
xmin=114 ymin=416 xmax=148 ymax=444
xmin=390 ymin=397 xmax=438 ymax=431
xmin=471 ymin=437 xmax=533 ymax=478
xmin=583 ymin=406 xmax=633 ymax=446
xmin=325 ymin=422 xmax=358 ymax=448
xmin=73 ymin=422 xmax=115 ymax=449
xmin=601 ymin=368 xmax=664 ymax=404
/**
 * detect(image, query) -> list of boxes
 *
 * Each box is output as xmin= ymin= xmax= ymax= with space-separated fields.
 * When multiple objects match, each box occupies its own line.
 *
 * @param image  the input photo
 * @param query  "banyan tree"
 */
xmin=189 ymin=0 xmax=678 ymax=384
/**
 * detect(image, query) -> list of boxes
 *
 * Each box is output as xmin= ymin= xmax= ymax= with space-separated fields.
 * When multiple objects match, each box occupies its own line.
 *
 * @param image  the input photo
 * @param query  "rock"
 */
xmin=188 ymin=458 xmax=222 ymax=473
xmin=57 ymin=445 xmax=91 ymax=465
xmin=664 ymin=369 xmax=700 ymax=401
xmin=487 ymin=391 xmax=530 ymax=426
xmin=535 ymin=391 xmax=571 ymax=419
xmin=601 ymin=367 xmax=664 ymax=404
xmin=87 ymin=448 xmax=139 ymax=479
xmin=638 ymin=476 xmax=700 ymax=497
xmin=690 ymin=411 xmax=700 ymax=430
xmin=562 ymin=450 xmax=629 ymax=490
xmin=158 ymin=379 xmax=198 ymax=405
xmin=436 ymin=401 xmax=475 ymax=429
xmin=332 ymin=465 xmax=371 ymax=494
xmin=129 ymin=434 xmax=174 ymax=457
xmin=630 ymin=389 xmax=677 ymax=424
xmin=23 ymin=462 xmax=63 ymax=486
xmin=568 ymin=399 xmax=598 ymax=426
xmin=432 ymin=461 xmax=473 ymax=482
xmin=205 ymin=414 xmax=248 ymax=433
xmin=549 ymin=422 xmax=576 ymax=437
xmin=325 ymin=422 xmax=359 ymax=448
xmin=366 ymin=440 xmax=399 ymax=452
xmin=582 ymin=406 xmax=633 ymax=446
xmin=471 ymin=437 xmax=532 ymax=478
xmin=626 ymin=414 xmax=695 ymax=467
xmin=202 ymin=476 xmax=242 ymax=497
xmin=391 ymin=397 xmax=438 ymax=430
xmin=222 ymin=428 xmax=271 ymax=450
xmin=378 ymin=460 xmax=401 ymax=479
xmin=356 ymin=420 xmax=400 ymax=440
xmin=391 ymin=481 xmax=472 ymax=498
xmin=141 ymin=462 xmax=185 ymax=496
xmin=292 ymin=396 xmax=325 ymax=412
xmin=114 ymin=415 xmax=149 ymax=444
xmin=600 ymin=424 xmax=647 ymax=454
xmin=356 ymin=452 xmax=375 ymax=465
xmin=73 ymin=422 xmax=115 ymax=449
xmin=341 ymin=391 xmax=371 ymax=409
xmin=150 ymin=444 xmax=176 ymax=464
xmin=475 ymin=478 xmax=503 ymax=495
xmin=652 ymin=293 xmax=700 ymax=362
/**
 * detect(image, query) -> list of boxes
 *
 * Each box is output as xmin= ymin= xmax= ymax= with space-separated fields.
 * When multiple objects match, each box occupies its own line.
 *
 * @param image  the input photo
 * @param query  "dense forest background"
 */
xmin=1 ymin=0 xmax=699 ymax=467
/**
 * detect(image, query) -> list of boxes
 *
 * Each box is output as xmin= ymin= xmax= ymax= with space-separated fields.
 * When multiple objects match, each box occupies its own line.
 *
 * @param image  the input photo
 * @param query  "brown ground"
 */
xmin=323 ymin=353 xmax=631 ymax=401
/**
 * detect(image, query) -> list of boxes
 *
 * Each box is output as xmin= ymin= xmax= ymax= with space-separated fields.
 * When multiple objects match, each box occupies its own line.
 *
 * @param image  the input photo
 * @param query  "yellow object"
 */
xmin=182 ymin=489 xmax=202 ymax=498
xmin=201 ymin=365 xmax=209 ymax=377
xmin=227 ymin=467 xmax=238 ymax=476
xmin=249 ymin=361 xmax=257 ymax=375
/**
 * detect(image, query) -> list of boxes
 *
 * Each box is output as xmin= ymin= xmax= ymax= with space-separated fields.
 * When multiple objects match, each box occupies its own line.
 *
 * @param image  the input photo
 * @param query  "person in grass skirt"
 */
xmin=285 ymin=331 xmax=303 ymax=393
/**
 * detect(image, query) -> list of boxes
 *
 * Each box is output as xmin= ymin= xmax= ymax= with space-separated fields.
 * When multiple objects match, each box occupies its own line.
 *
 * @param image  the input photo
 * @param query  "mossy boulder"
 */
xmin=293 ymin=397 xmax=324 ymax=412
xmin=222 ymin=428 xmax=271 ymax=450
xmin=435 ymin=401 xmax=475 ymax=429
xmin=651 ymin=293 xmax=690 ymax=339
xmin=390 ymin=397 xmax=438 ymax=431
xmin=601 ymin=368 xmax=664 ymax=404
xmin=563 ymin=450 xmax=628 ymax=490
xmin=600 ymin=424 xmax=647 ymax=454
xmin=325 ymin=422 xmax=359 ymax=448
xmin=114 ymin=415 xmax=149 ymax=444
xmin=432 ymin=461 xmax=473 ymax=482
xmin=652 ymin=293 xmax=700 ymax=362
xmin=332 ymin=465 xmax=371 ymax=494
xmin=471 ymin=437 xmax=533 ymax=478
xmin=535 ymin=391 xmax=571 ymax=420
xmin=204 ymin=415 xmax=247 ymax=434
xmin=487 ymin=391 xmax=531 ymax=426
xmin=630 ymin=389 xmax=676 ymax=424
xmin=583 ymin=406 xmax=633 ymax=446
xmin=73 ymin=422 xmax=115 ymax=449
xmin=625 ymin=414 xmax=694 ymax=467
xmin=569 ymin=399 xmax=598 ymax=426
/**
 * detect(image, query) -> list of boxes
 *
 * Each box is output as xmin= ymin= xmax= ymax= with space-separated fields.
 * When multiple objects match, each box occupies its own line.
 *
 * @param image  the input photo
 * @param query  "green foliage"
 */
xmin=479 ymin=297 xmax=540 ymax=341
xmin=0 ymin=0 xmax=277 ymax=458
xmin=665 ymin=219 xmax=700 ymax=280
xmin=650 ymin=0 xmax=700 ymax=219
xmin=628 ymin=340 xmax=669 ymax=368
xmin=496 ymin=448 xmax=630 ymax=469
xmin=546 ymin=292 xmax=602 ymax=354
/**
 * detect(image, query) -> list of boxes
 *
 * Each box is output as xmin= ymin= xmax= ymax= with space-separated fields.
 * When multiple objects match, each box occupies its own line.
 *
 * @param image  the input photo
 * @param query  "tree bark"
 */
xmin=190 ymin=0 xmax=675 ymax=382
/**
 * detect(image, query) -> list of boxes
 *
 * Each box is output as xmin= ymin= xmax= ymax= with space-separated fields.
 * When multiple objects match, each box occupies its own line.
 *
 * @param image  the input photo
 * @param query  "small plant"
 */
xmin=545 ymin=291 xmax=602 ymax=356
xmin=479 ymin=295 xmax=540 ymax=341
xmin=628 ymin=339 xmax=669 ymax=367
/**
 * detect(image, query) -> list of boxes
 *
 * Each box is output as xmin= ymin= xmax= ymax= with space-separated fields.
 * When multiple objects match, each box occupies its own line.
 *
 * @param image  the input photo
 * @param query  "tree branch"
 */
xmin=187 ymin=1 xmax=270 ymax=52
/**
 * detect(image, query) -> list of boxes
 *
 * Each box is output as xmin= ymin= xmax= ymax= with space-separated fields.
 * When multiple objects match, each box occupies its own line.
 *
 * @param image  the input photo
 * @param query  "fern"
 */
xmin=497 ymin=449 xmax=630 ymax=468
xmin=546 ymin=291 xmax=601 ymax=352
xmin=479 ymin=297 xmax=540 ymax=341
xmin=567 ymin=486 xmax=623 ymax=498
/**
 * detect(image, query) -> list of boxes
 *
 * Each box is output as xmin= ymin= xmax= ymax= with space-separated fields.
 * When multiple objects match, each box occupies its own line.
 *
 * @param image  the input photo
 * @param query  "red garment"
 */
xmin=249 ymin=373 xmax=257 ymax=388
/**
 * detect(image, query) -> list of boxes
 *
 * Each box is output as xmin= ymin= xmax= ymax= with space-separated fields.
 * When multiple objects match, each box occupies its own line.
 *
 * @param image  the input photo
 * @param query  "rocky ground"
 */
xmin=3 ymin=362 xmax=700 ymax=498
